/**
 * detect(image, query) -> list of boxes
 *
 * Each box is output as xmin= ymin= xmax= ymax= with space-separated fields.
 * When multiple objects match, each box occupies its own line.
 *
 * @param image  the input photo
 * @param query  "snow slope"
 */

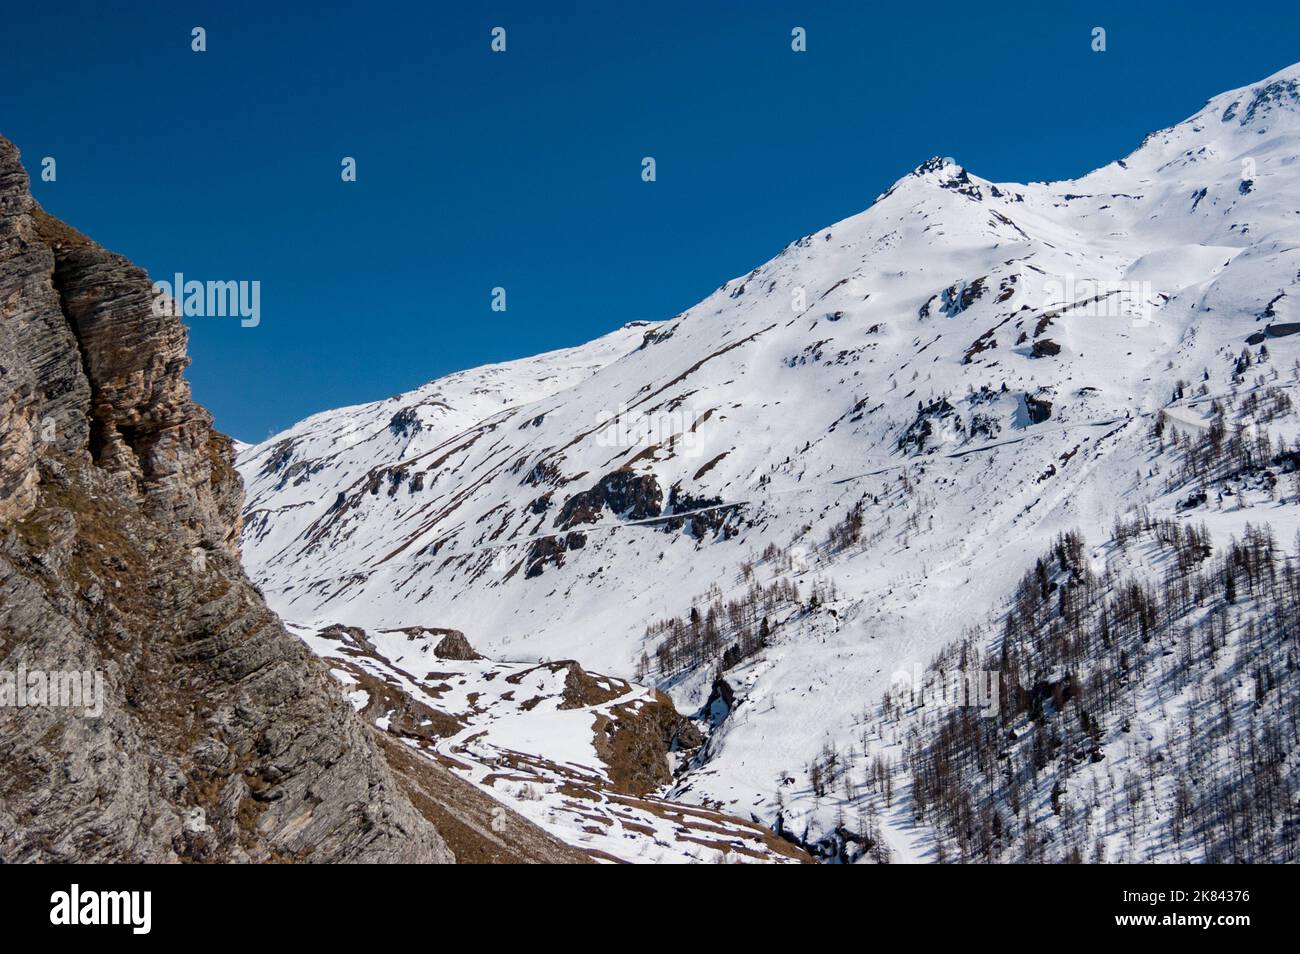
xmin=293 ymin=622 xmax=807 ymax=862
xmin=239 ymin=63 xmax=1300 ymax=861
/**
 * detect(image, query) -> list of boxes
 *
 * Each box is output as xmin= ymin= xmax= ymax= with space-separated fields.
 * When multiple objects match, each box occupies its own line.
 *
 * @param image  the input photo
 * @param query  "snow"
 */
xmin=238 ymin=63 xmax=1300 ymax=862
xmin=291 ymin=622 xmax=805 ymax=862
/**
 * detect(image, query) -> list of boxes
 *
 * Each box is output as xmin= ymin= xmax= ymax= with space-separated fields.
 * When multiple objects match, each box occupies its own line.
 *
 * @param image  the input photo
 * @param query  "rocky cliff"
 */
xmin=0 ymin=135 xmax=579 ymax=863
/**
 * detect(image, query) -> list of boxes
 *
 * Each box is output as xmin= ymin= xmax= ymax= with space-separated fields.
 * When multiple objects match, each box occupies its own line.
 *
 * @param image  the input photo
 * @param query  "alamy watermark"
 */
xmin=596 ymin=402 xmax=704 ymax=457
xmin=890 ymin=664 xmax=1000 ymax=718
xmin=50 ymin=884 xmax=150 ymax=934
xmin=1 ymin=666 xmax=104 ymax=718
xmin=151 ymin=273 xmax=260 ymax=327
xmin=1041 ymin=275 xmax=1155 ymax=328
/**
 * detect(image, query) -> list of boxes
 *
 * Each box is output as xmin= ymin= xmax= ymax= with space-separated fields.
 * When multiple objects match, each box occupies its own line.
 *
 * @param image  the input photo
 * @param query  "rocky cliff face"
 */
xmin=0 ymin=136 xmax=576 ymax=863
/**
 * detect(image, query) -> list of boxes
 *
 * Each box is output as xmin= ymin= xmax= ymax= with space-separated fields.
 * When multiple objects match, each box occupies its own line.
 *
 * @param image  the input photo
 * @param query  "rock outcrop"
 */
xmin=431 ymin=629 xmax=482 ymax=661
xmin=594 ymin=691 xmax=705 ymax=796
xmin=0 ymin=135 xmax=554 ymax=863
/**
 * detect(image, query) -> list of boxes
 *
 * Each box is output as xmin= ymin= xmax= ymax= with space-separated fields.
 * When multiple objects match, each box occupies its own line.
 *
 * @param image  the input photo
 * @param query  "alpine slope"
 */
xmin=237 ymin=63 xmax=1300 ymax=862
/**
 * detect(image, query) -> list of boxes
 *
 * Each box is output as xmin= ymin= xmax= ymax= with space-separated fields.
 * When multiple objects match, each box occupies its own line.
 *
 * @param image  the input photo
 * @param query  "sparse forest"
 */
xmin=888 ymin=519 xmax=1300 ymax=862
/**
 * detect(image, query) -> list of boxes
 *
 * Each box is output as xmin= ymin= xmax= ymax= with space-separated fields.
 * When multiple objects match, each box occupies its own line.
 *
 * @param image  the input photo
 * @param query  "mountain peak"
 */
xmin=911 ymin=155 xmax=962 ymax=176
xmin=870 ymin=154 xmax=993 ymax=208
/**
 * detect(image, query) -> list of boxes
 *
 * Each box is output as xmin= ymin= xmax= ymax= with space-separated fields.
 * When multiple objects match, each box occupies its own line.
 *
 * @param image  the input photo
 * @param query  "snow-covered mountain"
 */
xmin=238 ymin=63 xmax=1300 ymax=862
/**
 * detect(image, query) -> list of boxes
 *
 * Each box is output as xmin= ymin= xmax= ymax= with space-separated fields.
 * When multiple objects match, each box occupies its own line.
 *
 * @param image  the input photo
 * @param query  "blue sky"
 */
xmin=4 ymin=1 xmax=1298 ymax=441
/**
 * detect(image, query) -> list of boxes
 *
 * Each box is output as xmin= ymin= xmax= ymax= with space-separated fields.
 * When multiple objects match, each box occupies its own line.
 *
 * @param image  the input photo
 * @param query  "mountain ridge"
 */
xmin=0 ymin=134 xmax=588 ymax=864
xmin=237 ymin=62 xmax=1300 ymax=862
